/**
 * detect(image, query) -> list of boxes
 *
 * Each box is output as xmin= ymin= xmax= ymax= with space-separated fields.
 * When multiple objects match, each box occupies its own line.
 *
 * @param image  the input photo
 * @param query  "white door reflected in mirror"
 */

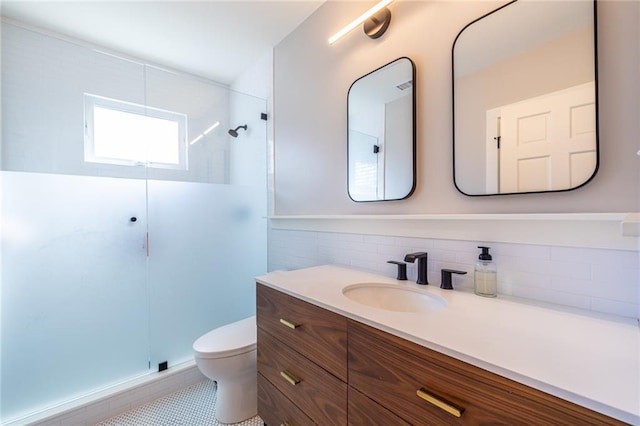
xmin=453 ymin=0 xmax=598 ymax=196
xmin=485 ymin=82 xmax=596 ymax=193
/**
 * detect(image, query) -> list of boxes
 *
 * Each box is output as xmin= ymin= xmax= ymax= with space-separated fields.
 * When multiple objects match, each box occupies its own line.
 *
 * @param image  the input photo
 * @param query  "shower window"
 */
xmin=84 ymin=93 xmax=188 ymax=169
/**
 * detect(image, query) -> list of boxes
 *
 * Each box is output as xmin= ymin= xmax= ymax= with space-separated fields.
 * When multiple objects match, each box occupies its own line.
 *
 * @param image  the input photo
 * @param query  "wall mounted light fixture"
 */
xmin=328 ymin=0 xmax=393 ymax=45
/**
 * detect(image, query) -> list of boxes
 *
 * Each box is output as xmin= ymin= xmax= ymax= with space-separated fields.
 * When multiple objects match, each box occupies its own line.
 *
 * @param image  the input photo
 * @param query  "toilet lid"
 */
xmin=193 ymin=316 xmax=256 ymax=359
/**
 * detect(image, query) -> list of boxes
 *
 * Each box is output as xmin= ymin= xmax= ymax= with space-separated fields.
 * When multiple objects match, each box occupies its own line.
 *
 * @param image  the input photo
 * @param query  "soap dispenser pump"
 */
xmin=474 ymin=246 xmax=497 ymax=297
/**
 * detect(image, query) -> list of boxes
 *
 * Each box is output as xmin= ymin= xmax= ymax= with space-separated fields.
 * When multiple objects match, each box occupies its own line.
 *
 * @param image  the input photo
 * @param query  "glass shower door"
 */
xmin=0 ymin=23 xmax=151 ymax=422
xmin=144 ymin=68 xmax=268 ymax=368
xmin=0 ymin=173 xmax=151 ymax=421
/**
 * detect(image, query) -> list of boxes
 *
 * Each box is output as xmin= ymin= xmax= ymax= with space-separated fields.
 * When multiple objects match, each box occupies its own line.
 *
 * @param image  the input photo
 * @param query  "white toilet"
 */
xmin=193 ymin=316 xmax=257 ymax=424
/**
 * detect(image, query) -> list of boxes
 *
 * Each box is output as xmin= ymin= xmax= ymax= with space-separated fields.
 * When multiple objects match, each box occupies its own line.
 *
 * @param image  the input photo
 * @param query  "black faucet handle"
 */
xmin=440 ymin=269 xmax=468 ymax=290
xmin=387 ymin=260 xmax=408 ymax=281
xmin=404 ymin=252 xmax=428 ymax=262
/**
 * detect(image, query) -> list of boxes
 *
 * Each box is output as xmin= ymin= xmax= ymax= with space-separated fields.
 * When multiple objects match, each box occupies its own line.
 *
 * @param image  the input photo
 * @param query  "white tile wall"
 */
xmin=268 ymin=229 xmax=640 ymax=319
xmin=1 ymin=22 xmax=231 ymax=183
xmin=13 ymin=363 xmax=205 ymax=426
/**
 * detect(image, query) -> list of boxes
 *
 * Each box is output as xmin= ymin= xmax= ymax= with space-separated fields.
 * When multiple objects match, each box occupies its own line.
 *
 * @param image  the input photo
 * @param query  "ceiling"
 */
xmin=0 ymin=0 xmax=325 ymax=85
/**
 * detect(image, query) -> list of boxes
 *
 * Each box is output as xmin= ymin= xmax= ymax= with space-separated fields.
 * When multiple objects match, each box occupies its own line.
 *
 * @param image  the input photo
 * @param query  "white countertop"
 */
xmin=256 ymin=265 xmax=640 ymax=424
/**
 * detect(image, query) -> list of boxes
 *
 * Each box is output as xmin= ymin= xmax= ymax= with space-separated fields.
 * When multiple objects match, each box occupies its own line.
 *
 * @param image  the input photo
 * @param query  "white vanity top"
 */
xmin=256 ymin=265 xmax=640 ymax=424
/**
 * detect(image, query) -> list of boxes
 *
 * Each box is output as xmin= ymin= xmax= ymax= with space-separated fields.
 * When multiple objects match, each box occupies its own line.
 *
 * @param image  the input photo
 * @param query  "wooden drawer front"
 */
xmin=348 ymin=320 xmax=623 ymax=426
xmin=258 ymin=373 xmax=314 ymax=426
xmin=257 ymin=283 xmax=347 ymax=381
xmin=258 ymin=327 xmax=347 ymax=425
xmin=348 ymin=386 xmax=410 ymax=426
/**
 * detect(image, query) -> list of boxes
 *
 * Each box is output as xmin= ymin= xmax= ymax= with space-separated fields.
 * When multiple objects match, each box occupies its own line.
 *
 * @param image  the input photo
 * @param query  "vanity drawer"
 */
xmin=256 ymin=283 xmax=347 ymax=381
xmin=348 ymin=320 xmax=623 ymax=426
xmin=257 ymin=373 xmax=314 ymax=426
xmin=258 ymin=327 xmax=347 ymax=425
xmin=348 ymin=386 xmax=410 ymax=426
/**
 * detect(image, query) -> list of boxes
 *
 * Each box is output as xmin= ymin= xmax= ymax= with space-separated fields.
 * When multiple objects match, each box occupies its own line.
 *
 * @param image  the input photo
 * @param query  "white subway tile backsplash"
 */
xmin=363 ymin=234 xmax=396 ymax=245
xmin=348 ymin=241 xmax=379 ymax=254
xmin=546 ymin=260 xmax=591 ymax=280
xmin=316 ymin=231 xmax=339 ymax=241
xmin=498 ymin=269 xmax=551 ymax=289
xmin=317 ymin=237 xmax=349 ymax=249
xmin=491 ymin=242 xmax=551 ymax=260
xmin=549 ymin=276 xmax=593 ymax=294
xmin=395 ymin=236 xmax=433 ymax=248
xmin=590 ymin=297 xmax=640 ymax=319
xmin=338 ymin=233 xmax=365 ymax=242
xmin=455 ymin=251 xmax=479 ymax=265
xmin=510 ymin=285 xmax=591 ymax=310
xmin=350 ymin=258 xmax=381 ymax=272
xmin=376 ymin=243 xmax=406 ymax=258
xmin=551 ymin=246 xmax=639 ymax=268
xmin=591 ymin=265 xmax=639 ymax=292
xmin=431 ymin=250 xmax=458 ymax=263
xmin=268 ymin=229 xmax=639 ymax=319
xmin=590 ymin=277 xmax=639 ymax=302
xmin=497 ymin=280 xmax=515 ymax=296
xmin=432 ymin=239 xmax=476 ymax=253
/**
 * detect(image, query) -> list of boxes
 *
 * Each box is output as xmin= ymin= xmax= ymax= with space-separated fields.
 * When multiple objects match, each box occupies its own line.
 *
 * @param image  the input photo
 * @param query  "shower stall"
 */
xmin=0 ymin=22 xmax=267 ymax=423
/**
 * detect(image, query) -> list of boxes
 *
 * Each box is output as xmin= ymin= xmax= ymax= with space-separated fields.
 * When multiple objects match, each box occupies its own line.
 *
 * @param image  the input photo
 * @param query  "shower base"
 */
xmin=3 ymin=361 xmax=205 ymax=426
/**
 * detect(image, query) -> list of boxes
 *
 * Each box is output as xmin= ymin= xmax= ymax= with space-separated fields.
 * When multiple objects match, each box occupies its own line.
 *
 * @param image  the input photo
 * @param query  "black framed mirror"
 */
xmin=348 ymin=57 xmax=416 ymax=202
xmin=453 ymin=0 xmax=598 ymax=196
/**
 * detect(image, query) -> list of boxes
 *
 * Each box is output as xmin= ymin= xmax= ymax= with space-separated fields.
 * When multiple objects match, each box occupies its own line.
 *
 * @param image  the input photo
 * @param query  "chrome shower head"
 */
xmin=228 ymin=125 xmax=248 ymax=138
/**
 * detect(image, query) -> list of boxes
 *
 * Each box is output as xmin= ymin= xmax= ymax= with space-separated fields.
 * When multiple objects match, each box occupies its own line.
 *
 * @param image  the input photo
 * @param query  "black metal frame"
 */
xmin=451 ymin=0 xmax=599 ymax=197
xmin=347 ymin=57 xmax=417 ymax=203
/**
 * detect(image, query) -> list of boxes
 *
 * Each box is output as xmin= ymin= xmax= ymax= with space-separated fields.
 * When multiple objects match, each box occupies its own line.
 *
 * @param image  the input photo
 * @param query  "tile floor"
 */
xmin=95 ymin=380 xmax=263 ymax=426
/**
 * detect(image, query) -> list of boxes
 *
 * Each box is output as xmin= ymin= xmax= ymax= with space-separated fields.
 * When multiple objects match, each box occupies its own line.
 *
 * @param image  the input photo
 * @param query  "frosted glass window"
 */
xmin=84 ymin=94 xmax=187 ymax=169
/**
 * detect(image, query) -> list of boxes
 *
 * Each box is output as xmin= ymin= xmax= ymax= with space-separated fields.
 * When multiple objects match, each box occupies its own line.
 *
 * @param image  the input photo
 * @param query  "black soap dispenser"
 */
xmin=474 ymin=246 xmax=497 ymax=297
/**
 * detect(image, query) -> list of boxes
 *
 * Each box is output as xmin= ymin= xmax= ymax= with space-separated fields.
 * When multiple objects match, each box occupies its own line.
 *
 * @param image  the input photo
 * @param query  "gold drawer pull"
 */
xmin=279 ymin=318 xmax=300 ymax=329
xmin=416 ymin=388 xmax=463 ymax=418
xmin=280 ymin=370 xmax=301 ymax=386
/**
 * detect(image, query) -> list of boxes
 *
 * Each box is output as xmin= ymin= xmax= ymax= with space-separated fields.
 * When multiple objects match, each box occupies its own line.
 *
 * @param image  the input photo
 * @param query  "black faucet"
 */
xmin=404 ymin=252 xmax=428 ymax=285
xmin=387 ymin=260 xmax=408 ymax=280
xmin=440 ymin=269 xmax=467 ymax=290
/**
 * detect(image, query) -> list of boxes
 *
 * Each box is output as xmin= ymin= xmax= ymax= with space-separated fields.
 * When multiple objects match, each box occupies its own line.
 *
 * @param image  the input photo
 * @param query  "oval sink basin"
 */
xmin=342 ymin=283 xmax=447 ymax=313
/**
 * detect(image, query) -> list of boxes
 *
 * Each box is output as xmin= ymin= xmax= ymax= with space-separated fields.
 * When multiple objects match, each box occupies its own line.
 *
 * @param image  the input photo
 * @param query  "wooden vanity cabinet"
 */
xmin=257 ymin=374 xmax=313 ymax=426
xmin=257 ymin=284 xmax=625 ymax=426
xmin=348 ymin=320 xmax=624 ymax=426
xmin=256 ymin=283 xmax=348 ymax=425
xmin=348 ymin=386 xmax=410 ymax=425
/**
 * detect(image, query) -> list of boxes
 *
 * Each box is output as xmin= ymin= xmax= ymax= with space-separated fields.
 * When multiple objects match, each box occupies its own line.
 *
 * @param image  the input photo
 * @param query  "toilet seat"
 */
xmin=193 ymin=316 xmax=256 ymax=359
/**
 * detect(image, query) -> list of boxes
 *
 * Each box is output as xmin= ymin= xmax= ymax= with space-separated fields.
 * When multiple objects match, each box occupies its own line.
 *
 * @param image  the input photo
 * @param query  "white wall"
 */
xmin=272 ymin=1 xmax=640 ymax=214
